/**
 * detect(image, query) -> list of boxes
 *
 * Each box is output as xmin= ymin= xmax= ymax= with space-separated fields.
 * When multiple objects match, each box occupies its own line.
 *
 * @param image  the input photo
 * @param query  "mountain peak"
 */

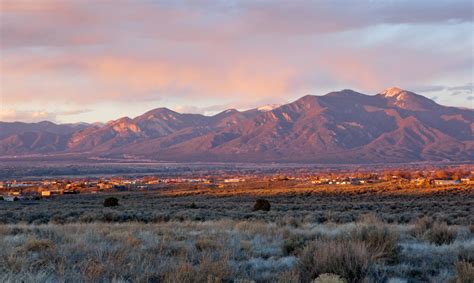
xmin=142 ymin=107 xmax=176 ymax=116
xmin=381 ymin=87 xmax=407 ymax=97
xmin=379 ymin=87 xmax=439 ymax=111
xmin=136 ymin=107 xmax=180 ymax=121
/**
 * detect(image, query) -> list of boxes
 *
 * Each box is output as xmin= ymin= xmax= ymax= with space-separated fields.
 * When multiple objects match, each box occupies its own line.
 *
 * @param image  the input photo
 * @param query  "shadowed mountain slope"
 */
xmin=1 ymin=88 xmax=472 ymax=163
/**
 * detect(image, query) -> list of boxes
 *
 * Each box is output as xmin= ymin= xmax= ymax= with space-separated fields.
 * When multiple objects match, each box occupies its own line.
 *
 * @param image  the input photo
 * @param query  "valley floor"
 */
xmin=1 ymin=182 xmax=473 ymax=225
xmin=1 ymin=183 xmax=473 ymax=282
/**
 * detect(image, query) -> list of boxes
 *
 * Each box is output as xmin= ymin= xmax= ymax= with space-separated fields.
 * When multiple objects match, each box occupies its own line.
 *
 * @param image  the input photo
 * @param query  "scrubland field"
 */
xmin=1 ymin=182 xmax=473 ymax=282
xmin=1 ymin=181 xmax=473 ymax=225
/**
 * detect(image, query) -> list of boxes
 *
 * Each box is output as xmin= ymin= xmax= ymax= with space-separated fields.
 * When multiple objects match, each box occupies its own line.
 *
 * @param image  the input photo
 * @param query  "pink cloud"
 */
xmin=0 ymin=109 xmax=57 ymax=122
xmin=1 ymin=0 xmax=472 ymax=122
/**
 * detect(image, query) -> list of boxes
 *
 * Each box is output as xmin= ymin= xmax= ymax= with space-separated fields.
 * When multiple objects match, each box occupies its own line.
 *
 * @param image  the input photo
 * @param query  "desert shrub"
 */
xmin=425 ymin=222 xmax=457 ymax=246
xmin=458 ymin=245 xmax=474 ymax=263
xmin=453 ymin=261 xmax=474 ymax=283
xmin=195 ymin=238 xmax=219 ymax=252
xmin=23 ymin=238 xmax=55 ymax=252
xmin=279 ymin=216 xmax=302 ymax=228
xmin=282 ymin=234 xmax=307 ymax=256
xmin=276 ymin=268 xmax=300 ymax=283
xmin=234 ymin=220 xmax=270 ymax=235
xmin=253 ymin=199 xmax=271 ymax=211
xmin=103 ymin=197 xmax=119 ymax=207
xmin=411 ymin=217 xmax=456 ymax=245
xmin=411 ymin=216 xmax=434 ymax=239
xmin=162 ymin=257 xmax=233 ymax=283
xmin=188 ymin=202 xmax=198 ymax=209
xmin=351 ymin=224 xmax=400 ymax=262
xmin=357 ymin=213 xmax=381 ymax=225
xmin=50 ymin=215 xmax=67 ymax=224
xmin=298 ymin=239 xmax=371 ymax=283
xmin=196 ymin=253 xmax=233 ymax=282
xmin=81 ymin=259 xmax=106 ymax=282
xmin=162 ymin=262 xmax=198 ymax=282
xmin=0 ymin=225 xmax=11 ymax=236
xmin=313 ymin=273 xmax=347 ymax=283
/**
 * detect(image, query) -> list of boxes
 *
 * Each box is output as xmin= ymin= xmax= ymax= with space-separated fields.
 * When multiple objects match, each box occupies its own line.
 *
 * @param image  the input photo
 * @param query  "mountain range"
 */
xmin=1 ymin=87 xmax=473 ymax=163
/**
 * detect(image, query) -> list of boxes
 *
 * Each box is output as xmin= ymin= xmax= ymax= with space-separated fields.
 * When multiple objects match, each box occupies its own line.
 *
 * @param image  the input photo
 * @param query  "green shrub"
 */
xmin=103 ymin=197 xmax=119 ymax=207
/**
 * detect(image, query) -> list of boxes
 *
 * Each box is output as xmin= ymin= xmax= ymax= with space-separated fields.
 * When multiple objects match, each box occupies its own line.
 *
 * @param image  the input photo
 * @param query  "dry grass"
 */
xmin=453 ymin=261 xmax=474 ymax=283
xmin=351 ymin=223 xmax=400 ymax=262
xmin=411 ymin=216 xmax=435 ymax=238
xmin=0 ymin=219 xmax=472 ymax=282
xmin=412 ymin=217 xmax=458 ymax=245
xmin=313 ymin=273 xmax=347 ymax=283
xmin=0 ymin=181 xmax=472 ymax=282
xmin=299 ymin=239 xmax=371 ymax=283
xmin=1 ymin=182 xmax=472 ymax=225
xmin=425 ymin=222 xmax=457 ymax=246
xmin=23 ymin=238 xmax=55 ymax=252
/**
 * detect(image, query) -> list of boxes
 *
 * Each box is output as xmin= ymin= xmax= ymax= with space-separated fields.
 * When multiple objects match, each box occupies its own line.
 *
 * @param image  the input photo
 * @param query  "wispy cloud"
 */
xmin=0 ymin=108 xmax=91 ymax=123
xmin=0 ymin=109 xmax=58 ymax=123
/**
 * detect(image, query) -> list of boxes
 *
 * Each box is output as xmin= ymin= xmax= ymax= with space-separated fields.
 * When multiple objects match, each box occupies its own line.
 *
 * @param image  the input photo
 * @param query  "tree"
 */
xmin=103 ymin=197 xmax=119 ymax=207
xmin=435 ymin=170 xmax=448 ymax=179
xmin=253 ymin=199 xmax=271 ymax=211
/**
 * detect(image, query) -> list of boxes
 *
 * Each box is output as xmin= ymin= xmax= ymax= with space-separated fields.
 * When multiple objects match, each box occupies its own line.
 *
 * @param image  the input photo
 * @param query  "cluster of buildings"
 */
xmin=310 ymin=177 xmax=378 ymax=185
xmin=0 ymin=170 xmax=471 ymax=202
xmin=276 ymin=173 xmax=473 ymax=187
xmin=0 ymin=175 xmax=247 ymax=201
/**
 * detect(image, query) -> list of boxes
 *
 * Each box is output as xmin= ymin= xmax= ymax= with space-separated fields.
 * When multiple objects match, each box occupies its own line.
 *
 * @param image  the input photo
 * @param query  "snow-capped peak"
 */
xmin=257 ymin=104 xmax=280 ymax=112
xmin=381 ymin=87 xmax=405 ymax=97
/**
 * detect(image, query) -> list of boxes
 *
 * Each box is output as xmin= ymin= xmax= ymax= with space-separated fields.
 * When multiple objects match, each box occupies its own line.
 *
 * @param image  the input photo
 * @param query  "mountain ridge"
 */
xmin=1 ymin=88 xmax=472 ymax=163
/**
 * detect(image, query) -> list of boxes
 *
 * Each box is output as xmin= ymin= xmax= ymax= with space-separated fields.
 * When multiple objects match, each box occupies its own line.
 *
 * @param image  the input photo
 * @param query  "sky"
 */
xmin=0 ymin=0 xmax=473 ymax=123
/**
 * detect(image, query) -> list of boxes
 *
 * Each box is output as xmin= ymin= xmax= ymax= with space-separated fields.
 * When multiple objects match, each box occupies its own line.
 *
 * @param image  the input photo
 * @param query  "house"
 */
xmin=410 ymin=178 xmax=427 ymax=186
xmin=97 ymin=183 xmax=112 ymax=190
xmin=224 ymin=178 xmax=244 ymax=183
xmin=3 ymin=195 xmax=25 ymax=201
xmin=3 ymin=196 xmax=17 ymax=201
xmin=433 ymin=180 xmax=460 ymax=186
xmin=42 ymin=190 xmax=64 ymax=197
